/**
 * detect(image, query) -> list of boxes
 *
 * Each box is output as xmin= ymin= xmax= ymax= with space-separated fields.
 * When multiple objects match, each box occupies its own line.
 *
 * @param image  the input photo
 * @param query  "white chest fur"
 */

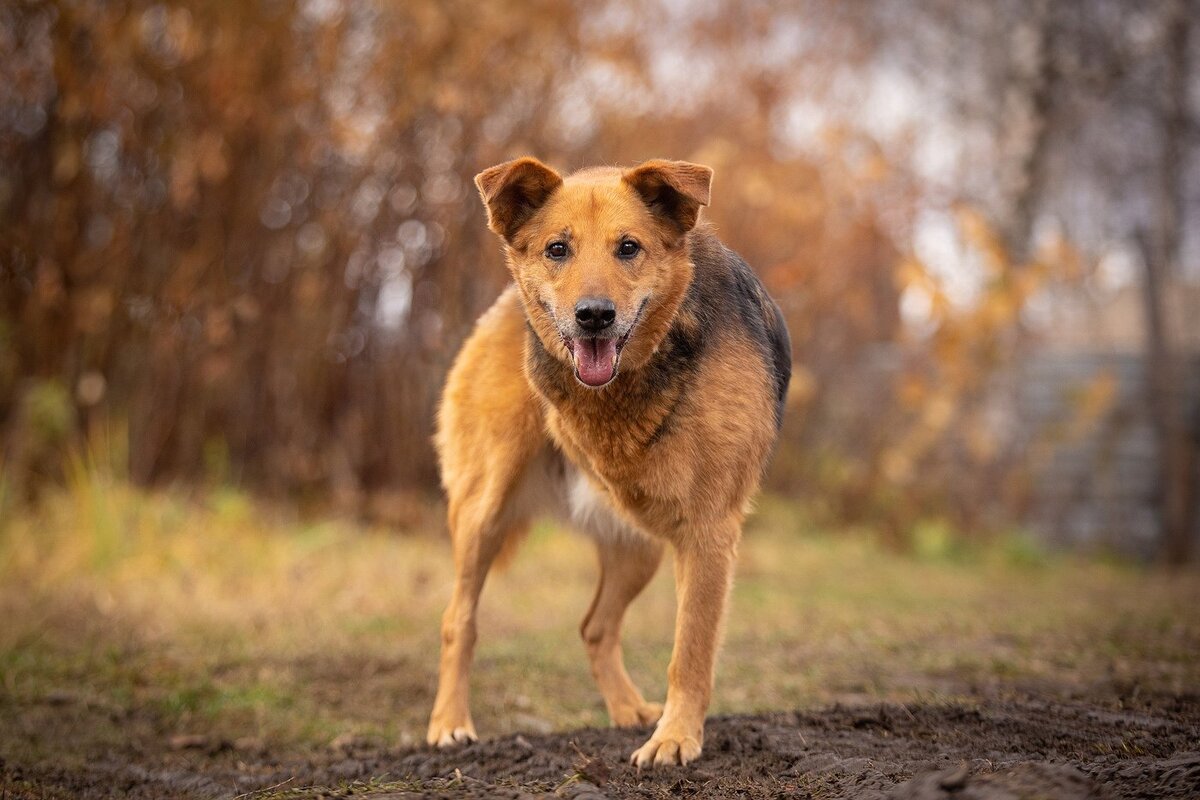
xmin=508 ymin=452 xmax=652 ymax=543
xmin=567 ymin=469 xmax=643 ymax=541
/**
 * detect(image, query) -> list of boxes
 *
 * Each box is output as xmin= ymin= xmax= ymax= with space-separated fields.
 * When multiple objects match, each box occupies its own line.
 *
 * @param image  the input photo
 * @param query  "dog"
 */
xmin=427 ymin=157 xmax=791 ymax=767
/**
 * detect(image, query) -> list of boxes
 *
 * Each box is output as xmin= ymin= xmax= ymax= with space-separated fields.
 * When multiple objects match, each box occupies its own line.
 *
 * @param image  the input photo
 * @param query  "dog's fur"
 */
xmin=427 ymin=157 xmax=791 ymax=767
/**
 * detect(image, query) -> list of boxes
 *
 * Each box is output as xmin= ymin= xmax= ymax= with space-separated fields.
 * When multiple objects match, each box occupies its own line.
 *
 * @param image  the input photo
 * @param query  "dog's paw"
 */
xmin=629 ymin=728 xmax=702 ymax=768
xmin=426 ymin=718 xmax=477 ymax=748
xmin=610 ymin=700 xmax=663 ymax=728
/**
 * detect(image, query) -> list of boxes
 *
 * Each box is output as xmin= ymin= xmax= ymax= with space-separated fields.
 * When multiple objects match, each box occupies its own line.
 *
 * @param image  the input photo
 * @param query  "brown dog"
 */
xmin=427 ymin=157 xmax=790 ymax=767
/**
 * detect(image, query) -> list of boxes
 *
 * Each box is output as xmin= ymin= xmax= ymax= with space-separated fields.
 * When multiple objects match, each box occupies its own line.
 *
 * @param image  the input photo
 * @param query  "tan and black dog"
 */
xmin=427 ymin=157 xmax=790 ymax=767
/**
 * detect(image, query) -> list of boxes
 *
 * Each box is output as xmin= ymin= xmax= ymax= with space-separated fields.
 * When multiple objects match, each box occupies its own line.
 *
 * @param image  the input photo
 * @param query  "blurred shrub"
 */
xmin=24 ymin=379 xmax=73 ymax=447
xmin=1 ymin=0 xmax=1085 ymax=542
xmin=3 ymin=378 xmax=75 ymax=503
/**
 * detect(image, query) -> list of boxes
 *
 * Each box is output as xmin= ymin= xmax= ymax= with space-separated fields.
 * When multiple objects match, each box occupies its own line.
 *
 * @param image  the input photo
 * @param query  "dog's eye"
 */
xmin=617 ymin=240 xmax=640 ymax=259
xmin=545 ymin=241 xmax=569 ymax=261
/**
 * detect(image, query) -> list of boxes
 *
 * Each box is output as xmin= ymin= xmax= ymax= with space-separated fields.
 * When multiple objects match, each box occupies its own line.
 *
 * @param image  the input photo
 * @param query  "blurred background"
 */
xmin=3 ymin=5 xmax=1200 ymax=793
xmin=2 ymin=0 xmax=1198 ymax=562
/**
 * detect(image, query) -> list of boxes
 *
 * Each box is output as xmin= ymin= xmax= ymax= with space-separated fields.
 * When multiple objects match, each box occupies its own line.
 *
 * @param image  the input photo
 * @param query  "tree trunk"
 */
xmin=997 ymin=0 xmax=1055 ymax=265
xmin=1137 ymin=0 xmax=1196 ymax=565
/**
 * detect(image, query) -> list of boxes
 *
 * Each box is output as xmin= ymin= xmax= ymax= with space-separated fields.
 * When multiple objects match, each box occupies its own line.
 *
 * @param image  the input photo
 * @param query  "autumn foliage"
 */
xmin=3 ymin=1 xmax=1195 ymax=552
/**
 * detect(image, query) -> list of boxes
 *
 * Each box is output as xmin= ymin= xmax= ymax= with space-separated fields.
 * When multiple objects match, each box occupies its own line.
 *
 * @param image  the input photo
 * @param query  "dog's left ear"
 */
xmin=474 ymin=157 xmax=564 ymax=243
xmin=623 ymin=159 xmax=713 ymax=236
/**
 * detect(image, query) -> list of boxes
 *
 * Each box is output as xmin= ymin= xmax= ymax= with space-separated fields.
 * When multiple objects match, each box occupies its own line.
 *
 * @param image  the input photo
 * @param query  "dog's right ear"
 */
xmin=474 ymin=158 xmax=563 ymax=243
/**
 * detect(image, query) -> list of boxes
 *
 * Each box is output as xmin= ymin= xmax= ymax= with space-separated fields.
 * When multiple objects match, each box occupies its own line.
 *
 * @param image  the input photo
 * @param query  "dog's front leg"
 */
xmin=630 ymin=522 xmax=738 ymax=767
xmin=427 ymin=502 xmax=524 ymax=747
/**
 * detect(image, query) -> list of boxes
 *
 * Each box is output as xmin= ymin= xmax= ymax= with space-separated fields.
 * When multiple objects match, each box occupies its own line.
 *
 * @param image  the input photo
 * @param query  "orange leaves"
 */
xmin=896 ymin=256 xmax=952 ymax=326
xmin=1064 ymin=371 xmax=1118 ymax=440
xmin=168 ymin=149 xmax=200 ymax=211
xmin=52 ymin=140 xmax=81 ymax=185
xmin=194 ymin=131 xmax=229 ymax=184
xmin=0 ymin=0 xmax=1105 ymax=526
xmin=33 ymin=258 xmax=66 ymax=311
xmin=956 ymin=205 xmax=1009 ymax=276
xmin=796 ymin=202 xmax=1069 ymax=538
xmin=72 ymin=288 xmax=115 ymax=335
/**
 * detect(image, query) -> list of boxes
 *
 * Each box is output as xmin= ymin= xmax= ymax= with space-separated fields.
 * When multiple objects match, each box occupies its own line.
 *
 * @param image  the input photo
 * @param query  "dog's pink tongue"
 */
xmin=572 ymin=338 xmax=618 ymax=386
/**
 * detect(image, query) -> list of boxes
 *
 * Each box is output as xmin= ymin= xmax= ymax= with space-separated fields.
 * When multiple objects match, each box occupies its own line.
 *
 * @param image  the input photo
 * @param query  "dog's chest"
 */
xmin=565 ymin=468 xmax=644 ymax=540
xmin=543 ymin=384 xmax=682 ymax=464
xmin=546 ymin=412 xmax=693 ymax=540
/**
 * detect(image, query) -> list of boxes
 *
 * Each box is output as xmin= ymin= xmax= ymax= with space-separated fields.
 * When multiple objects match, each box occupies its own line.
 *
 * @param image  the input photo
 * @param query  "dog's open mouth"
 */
xmin=554 ymin=298 xmax=646 ymax=388
xmin=567 ymin=334 xmax=628 ymax=387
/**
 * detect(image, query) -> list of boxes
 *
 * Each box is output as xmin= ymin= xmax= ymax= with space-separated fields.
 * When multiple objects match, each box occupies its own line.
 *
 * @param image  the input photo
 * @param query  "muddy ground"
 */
xmin=4 ymin=691 xmax=1197 ymax=799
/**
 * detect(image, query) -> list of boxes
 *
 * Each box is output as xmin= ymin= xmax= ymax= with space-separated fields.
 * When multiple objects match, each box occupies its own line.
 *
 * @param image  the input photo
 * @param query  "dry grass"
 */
xmin=1 ymin=468 xmax=1198 ymax=772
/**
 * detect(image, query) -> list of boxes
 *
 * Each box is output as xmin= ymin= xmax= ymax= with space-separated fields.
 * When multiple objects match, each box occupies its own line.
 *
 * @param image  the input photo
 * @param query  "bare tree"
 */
xmin=1136 ymin=0 xmax=1197 ymax=564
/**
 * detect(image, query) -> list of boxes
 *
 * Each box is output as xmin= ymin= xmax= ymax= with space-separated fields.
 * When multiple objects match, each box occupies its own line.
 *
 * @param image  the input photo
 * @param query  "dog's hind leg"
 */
xmin=580 ymin=532 xmax=665 ymax=727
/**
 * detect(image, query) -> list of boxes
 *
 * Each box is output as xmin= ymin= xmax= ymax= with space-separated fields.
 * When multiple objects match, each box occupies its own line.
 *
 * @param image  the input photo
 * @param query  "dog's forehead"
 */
xmin=537 ymin=168 xmax=647 ymax=234
xmin=566 ymin=165 xmax=624 ymax=184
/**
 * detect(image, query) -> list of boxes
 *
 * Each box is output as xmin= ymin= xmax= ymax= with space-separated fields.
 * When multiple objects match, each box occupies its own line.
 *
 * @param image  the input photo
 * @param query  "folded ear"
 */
xmin=622 ymin=159 xmax=713 ymax=235
xmin=474 ymin=157 xmax=563 ymax=242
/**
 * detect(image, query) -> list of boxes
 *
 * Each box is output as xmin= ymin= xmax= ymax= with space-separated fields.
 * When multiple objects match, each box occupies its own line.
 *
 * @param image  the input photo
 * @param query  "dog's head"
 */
xmin=475 ymin=157 xmax=712 ymax=388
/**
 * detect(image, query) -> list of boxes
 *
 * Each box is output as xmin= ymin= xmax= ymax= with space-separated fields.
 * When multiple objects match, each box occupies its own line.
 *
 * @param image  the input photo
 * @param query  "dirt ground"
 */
xmin=4 ymin=489 xmax=1198 ymax=799
xmin=4 ymin=690 xmax=1198 ymax=799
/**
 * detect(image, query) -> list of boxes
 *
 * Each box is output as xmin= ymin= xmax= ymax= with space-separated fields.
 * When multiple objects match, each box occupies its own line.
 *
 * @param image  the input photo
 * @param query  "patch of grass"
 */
xmin=1 ymin=472 xmax=1198 ymax=772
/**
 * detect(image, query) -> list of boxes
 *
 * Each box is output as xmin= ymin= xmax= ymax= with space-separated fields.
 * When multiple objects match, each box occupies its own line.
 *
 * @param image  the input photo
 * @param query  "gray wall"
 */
xmin=1016 ymin=352 xmax=1200 ymax=557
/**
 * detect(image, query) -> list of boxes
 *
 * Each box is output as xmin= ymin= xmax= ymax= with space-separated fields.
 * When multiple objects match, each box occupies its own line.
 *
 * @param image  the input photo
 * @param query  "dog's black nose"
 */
xmin=574 ymin=297 xmax=616 ymax=332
